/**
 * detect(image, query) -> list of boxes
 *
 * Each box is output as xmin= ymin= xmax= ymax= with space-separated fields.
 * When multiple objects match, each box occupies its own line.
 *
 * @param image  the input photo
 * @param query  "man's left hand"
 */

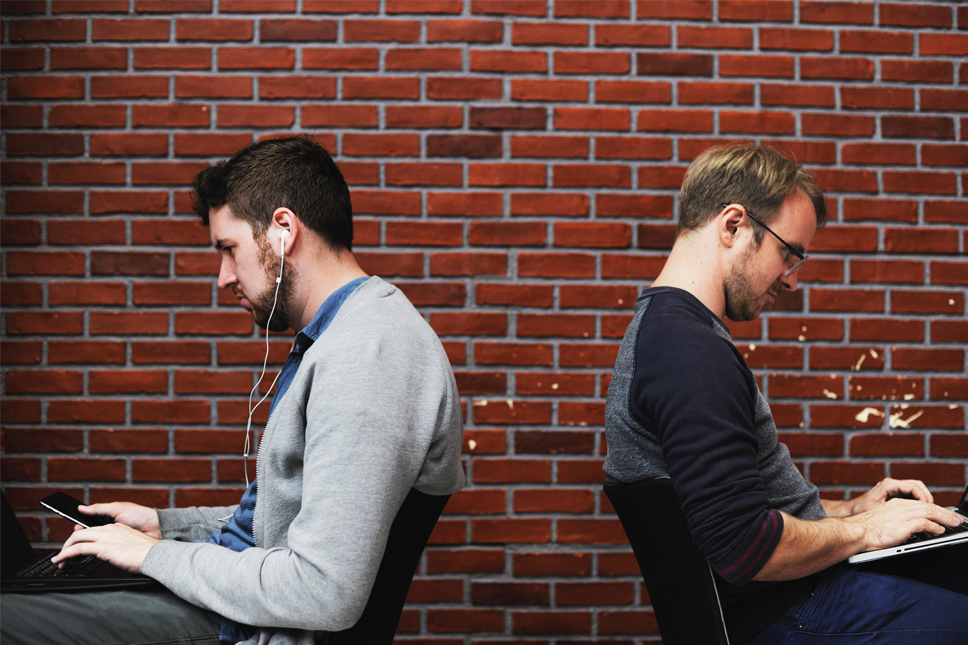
xmin=848 ymin=478 xmax=933 ymax=515
xmin=51 ymin=523 xmax=159 ymax=574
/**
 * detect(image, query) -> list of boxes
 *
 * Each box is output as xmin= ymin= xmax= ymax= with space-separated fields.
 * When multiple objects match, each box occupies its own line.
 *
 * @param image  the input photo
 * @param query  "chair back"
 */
xmin=326 ymin=488 xmax=450 ymax=645
xmin=604 ymin=478 xmax=730 ymax=645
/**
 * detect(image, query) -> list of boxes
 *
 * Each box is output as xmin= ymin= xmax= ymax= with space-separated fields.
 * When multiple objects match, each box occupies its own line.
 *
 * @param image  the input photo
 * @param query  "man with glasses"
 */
xmin=604 ymin=143 xmax=967 ymax=644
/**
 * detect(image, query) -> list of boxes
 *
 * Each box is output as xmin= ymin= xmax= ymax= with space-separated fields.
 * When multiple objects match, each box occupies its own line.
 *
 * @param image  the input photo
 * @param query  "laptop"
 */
xmin=1 ymin=490 xmax=158 ymax=592
xmin=848 ymin=485 xmax=968 ymax=564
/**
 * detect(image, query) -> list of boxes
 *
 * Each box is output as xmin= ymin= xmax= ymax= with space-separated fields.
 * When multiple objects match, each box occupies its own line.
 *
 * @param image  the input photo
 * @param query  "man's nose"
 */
xmin=779 ymin=268 xmax=798 ymax=292
xmin=217 ymin=261 xmax=237 ymax=290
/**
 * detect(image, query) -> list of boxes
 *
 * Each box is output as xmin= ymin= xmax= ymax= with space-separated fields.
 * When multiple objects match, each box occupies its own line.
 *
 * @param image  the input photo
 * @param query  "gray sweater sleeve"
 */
xmin=141 ymin=280 xmax=464 ymax=637
xmin=156 ymin=505 xmax=237 ymax=542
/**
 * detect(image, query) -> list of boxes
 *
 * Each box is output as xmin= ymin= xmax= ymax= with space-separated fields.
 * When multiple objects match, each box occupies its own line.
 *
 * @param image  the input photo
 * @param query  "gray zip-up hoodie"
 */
xmin=141 ymin=277 xmax=465 ymax=645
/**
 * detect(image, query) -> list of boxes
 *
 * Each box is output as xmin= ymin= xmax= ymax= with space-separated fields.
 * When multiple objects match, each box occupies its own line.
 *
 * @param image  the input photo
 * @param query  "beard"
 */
xmin=723 ymin=243 xmax=764 ymax=323
xmin=235 ymin=236 xmax=297 ymax=332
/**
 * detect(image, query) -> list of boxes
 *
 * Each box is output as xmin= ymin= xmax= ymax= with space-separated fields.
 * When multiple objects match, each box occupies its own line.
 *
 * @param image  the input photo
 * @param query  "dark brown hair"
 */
xmin=192 ymin=136 xmax=353 ymax=252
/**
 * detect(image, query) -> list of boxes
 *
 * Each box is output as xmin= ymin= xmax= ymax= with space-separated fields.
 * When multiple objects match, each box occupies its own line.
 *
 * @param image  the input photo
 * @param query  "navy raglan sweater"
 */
xmin=604 ymin=287 xmax=826 ymax=641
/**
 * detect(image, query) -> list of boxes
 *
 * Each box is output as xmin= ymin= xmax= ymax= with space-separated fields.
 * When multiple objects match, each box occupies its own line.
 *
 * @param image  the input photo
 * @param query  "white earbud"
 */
xmin=280 ymin=229 xmax=289 ymax=256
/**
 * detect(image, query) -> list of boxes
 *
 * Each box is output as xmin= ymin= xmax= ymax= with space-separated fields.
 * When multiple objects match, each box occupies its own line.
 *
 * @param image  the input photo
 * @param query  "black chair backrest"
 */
xmin=326 ymin=488 xmax=450 ymax=645
xmin=604 ymin=478 xmax=730 ymax=645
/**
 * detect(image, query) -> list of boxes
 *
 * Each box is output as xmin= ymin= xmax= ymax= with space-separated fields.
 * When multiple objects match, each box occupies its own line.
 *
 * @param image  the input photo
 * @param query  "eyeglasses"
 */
xmin=722 ymin=203 xmax=808 ymax=276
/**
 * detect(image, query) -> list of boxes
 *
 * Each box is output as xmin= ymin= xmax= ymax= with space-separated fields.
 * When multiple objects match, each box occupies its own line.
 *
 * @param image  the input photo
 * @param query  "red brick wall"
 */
xmin=1 ymin=0 xmax=966 ymax=641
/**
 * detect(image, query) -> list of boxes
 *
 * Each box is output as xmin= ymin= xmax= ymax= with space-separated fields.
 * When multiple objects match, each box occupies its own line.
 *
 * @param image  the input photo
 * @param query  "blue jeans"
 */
xmin=747 ymin=547 xmax=968 ymax=644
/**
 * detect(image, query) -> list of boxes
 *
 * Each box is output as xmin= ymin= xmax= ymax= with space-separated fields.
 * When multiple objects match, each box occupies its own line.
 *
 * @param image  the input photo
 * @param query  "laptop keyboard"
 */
xmin=903 ymin=519 xmax=968 ymax=545
xmin=15 ymin=554 xmax=99 ymax=579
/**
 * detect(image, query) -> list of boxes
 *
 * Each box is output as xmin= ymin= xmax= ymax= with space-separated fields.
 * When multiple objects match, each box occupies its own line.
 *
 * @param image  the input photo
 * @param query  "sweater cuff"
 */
xmin=714 ymin=509 xmax=784 ymax=585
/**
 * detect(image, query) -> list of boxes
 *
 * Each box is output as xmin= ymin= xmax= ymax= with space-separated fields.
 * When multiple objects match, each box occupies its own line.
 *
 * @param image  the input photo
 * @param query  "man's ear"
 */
xmin=718 ymin=204 xmax=745 ymax=250
xmin=270 ymin=207 xmax=297 ymax=256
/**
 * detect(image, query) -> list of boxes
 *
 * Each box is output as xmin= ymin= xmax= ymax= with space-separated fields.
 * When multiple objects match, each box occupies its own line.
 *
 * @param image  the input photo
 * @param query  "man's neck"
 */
xmin=651 ymin=231 xmax=726 ymax=319
xmin=290 ymin=250 xmax=368 ymax=331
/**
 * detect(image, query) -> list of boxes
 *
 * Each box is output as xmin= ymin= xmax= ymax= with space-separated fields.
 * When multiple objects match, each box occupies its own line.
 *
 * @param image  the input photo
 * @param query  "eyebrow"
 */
xmin=214 ymin=240 xmax=231 ymax=251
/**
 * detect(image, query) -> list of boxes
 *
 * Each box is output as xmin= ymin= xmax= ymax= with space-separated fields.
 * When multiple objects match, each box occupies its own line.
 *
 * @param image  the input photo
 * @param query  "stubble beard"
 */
xmin=235 ymin=236 xmax=297 ymax=332
xmin=723 ymin=242 xmax=763 ymax=323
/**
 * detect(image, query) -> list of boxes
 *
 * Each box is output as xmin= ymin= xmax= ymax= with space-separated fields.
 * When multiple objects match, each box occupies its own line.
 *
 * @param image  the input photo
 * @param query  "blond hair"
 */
xmin=677 ymin=143 xmax=827 ymax=240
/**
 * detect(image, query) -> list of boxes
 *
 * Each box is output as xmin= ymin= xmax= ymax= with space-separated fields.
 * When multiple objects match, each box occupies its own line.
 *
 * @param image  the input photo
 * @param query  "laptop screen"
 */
xmin=1 ymin=491 xmax=34 ymax=568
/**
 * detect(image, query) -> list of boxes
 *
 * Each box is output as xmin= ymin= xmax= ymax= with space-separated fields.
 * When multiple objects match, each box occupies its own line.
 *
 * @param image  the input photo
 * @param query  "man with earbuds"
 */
xmin=604 ymin=143 xmax=967 ymax=644
xmin=1 ymin=136 xmax=465 ymax=645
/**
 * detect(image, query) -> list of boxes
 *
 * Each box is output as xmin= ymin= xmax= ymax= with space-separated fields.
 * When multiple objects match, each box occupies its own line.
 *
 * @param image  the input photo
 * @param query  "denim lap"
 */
xmin=747 ymin=565 xmax=968 ymax=645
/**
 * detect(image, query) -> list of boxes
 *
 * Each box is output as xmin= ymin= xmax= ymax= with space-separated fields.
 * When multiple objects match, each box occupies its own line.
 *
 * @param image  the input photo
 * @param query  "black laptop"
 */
xmin=1 ymin=491 xmax=157 ymax=593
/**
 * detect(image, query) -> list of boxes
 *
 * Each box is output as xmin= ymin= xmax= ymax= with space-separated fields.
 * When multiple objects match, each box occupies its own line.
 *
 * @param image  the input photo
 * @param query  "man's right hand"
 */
xmin=846 ymin=497 xmax=963 ymax=553
xmin=78 ymin=502 xmax=161 ymax=539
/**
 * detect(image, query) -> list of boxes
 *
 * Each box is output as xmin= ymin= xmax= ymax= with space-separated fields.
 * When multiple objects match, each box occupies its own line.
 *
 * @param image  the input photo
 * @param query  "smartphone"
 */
xmin=40 ymin=492 xmax=114 ymax=528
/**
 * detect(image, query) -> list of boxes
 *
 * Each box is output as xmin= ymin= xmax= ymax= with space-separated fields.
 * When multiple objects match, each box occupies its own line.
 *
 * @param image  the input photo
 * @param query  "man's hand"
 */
xmin=79 ymin=502 xmax=161 ymax=539
xmin=846 ymin=497 xmax=962 ymax=553
xmin=821 ymin=478 xmax=933 ymax=518
xmin=51 ymin=523 xmax=159 ymax=574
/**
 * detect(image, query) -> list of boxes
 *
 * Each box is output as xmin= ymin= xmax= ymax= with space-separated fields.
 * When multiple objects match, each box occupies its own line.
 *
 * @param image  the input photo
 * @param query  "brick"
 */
xmin=0 ymin=105 xmax=44 ymax=128
xmin=468 ymin=222 xmax=545 ymax=247
xmin=594 ymin=81 xmax=670 ymax=106
xmin=598 ymin=194 xmax=672 ymax=219
xmin=848 ymin=376 xmax=923 ymax=402
xmin=132 ymin=104 xmax=211 ymax=128
xmin=779 ymin=432 xmax=844 ymax=457
xmin=883 ymin=116 xmax=954 ymax=140
xmin=637 ymin=109 xmax=713 ymax=133
xmin=559 ymin=344 xmax=620 ymax=368
xmin=385 ymin=105 xmax=462 ymax=129
xmin=471 ymin=518 xmax=550 ymax=543
xmin=176 ymin=19 xmax=253 ymax=41
xmin=49 ymin=162 xmax=127 ymax=186
xmin=6 ymin=76 xmax=85 ymax=100
xmin=890 ymin=290 xmax=963 ymax=316
xmin=930 ymin=435 xmax=968 ymax=459
xmin=678 ymin=25 xmax=752 ymax=49
xmin=810 ymin=288 xmax=884 ymax=313
xmin=516 ymin=373 xmax=595 ymax=397
xmin=760 ymin=27 xmax=833 ymax=51
xmin=518 ymin=253 xmax=595 ymax=278
xmin=512 ymin=78 xmax=585 ymax=102
xmin=923 ymin=144 xmax=968 ymax=168
xmin=470 ymin=50 xmax=548 ymax=73
xmin=9 ymin=18 xmax=86 ymax=42
xmin=555 ymin=0 xmax=629 ymax=18
xmin=930 ymin=378 xmax=968 ymax=400
xmin=881 ymin=2 xmax=951 ymax=28
xmin=761 ymin=83 xmax=834 ymax=108
xmin=881 ymin=59 xmax=952 ymax=84
xmin=48 ymin=458 xmax=127 ymax=482
xmin=721 ymin=110 xmax=795 ymax=135
xmin=0 ymin=280 xmax=43 ymax=307
xmin=801 ymin=113 xmax=876 ymax=140
xmin=2 ymin=428 xmax=83 ymax=453
xmin=555 ymin=51 xmax=630 ymax=75
xmin=679 ymin=81 xmax=755 ymax=106
xmin=841 ymin=30 xmax=913 ymax=54
xmin=511 ymin=193 xmax=589 ymax=217
xmin=925 ymin=201 xmax=968 ymax=224
xmin=426 ymin=548 xmax=504 ymax=574
xmin=385 ymin=47 xmax=462 ymax=71
xmin=260 ymin=19 xmax=336 ymax=41
xmin=133 ymin=47 xmax=211 ymax=70
xmin=931 ymin=262 xmax=968 ymax=286
xmin=49 ymin=46 xmax=127 ymax=70
xmin=6 ymin=133 xmax=85 ymax=157
xmin=468 ymin=163 xmax=545 ymax=187
xmin=920 ymin=33 xmax=968 ymax=56
xmin=6 ymin=312 xmax=85 ymax=336
xmin=512 ymin=22 xmax=587 ymax=46
xmin=7 ymin=251 xmax=86 ymax=277
xmin=841 ymin=86 xmax=914 ymax=110
xmin=516 ymin=314 xmax=595 ymax=339
xmin=475 ymin=284 xmax=553 ymax=307
xmin=892 ymin=347 xmax=963 ymax=373
xmin=883 ymin=171 xmax=957 ymax=196
xmin=599 ymin=610 xmax=659 ymax=634
xmin=891 ymin=462 xmax=964 ymax=487
xmin=474 ymin=342 xmax=553 ymax=366
xmin=850 ymin=318 xmax=924 ymax=343
xmin=720 ymin=54 xmax=794 ymax=78
xmin=922 ymin=90 xmax=968 ymax=113
xmin=0 ymin=218 xmax=39 ymax=245
xmin=809 ymin=346 xmax=884 ymax=372
xmin=0 ymin=340 xmax=43 ymax=365
xmin=637 ymin=52 xmax=712 ymax=77
xmin=768 ymin=317 xmax=844 ymax=341
xmin=600 ymin=254 xmax=666 ymax=279
xmin=0 ymin=47 xmax=45 ymax=71
xmin=5 ymin=370 xmax=83 ymax=395
xmin=719 ymin=0 xmax=792 ymax=21
xmin=553 ymin=164 xmax=631 ymax=188
xmin=884 ymin=228 xmax=959 ymax=255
